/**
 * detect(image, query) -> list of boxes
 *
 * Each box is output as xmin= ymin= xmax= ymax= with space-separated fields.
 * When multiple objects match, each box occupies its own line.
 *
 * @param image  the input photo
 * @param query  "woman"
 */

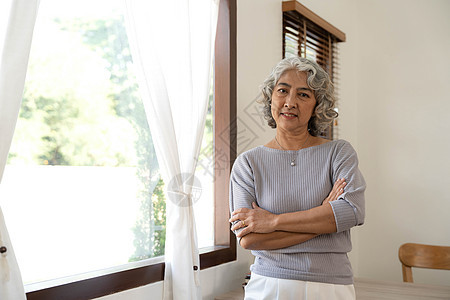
xmin=229 ymin=57 xmax=365 ymax=300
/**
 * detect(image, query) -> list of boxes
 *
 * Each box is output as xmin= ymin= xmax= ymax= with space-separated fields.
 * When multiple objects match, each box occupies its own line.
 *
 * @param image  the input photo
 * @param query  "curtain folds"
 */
xmin=123 ymin=0 xmax=219 ymax=299
xmin=0 ymin=0 xmax=40 ymax=299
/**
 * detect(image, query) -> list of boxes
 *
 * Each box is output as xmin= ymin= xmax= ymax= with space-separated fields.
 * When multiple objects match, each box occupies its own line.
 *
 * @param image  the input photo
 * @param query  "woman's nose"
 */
xmin=284 ymin=93 xmax=297 ymax=109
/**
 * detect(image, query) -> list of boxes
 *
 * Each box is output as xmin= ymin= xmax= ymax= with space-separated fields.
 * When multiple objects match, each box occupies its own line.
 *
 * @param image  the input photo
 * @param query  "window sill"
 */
xmin=25 ymin=242 xmax=236 ymax=300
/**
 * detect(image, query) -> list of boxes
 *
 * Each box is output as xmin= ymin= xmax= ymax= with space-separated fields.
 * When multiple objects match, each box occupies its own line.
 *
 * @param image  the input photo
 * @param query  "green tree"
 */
xmin=130 ymin=178 xmax=166 ymax=260
xmin=10 ymin=20 xmax=137 ymax=167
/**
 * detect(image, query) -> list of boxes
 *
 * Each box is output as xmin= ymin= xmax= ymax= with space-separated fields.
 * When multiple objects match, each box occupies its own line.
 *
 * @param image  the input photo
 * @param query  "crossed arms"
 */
xmin=229 ymin=179 xmax=346 ymax=250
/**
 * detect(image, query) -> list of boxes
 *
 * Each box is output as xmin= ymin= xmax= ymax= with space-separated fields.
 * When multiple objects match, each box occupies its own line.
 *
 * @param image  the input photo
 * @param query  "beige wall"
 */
xmin=354 ymin=0 xmax=450 ymax=285
xmin=96 ymin=0 xmax=450 ymax=298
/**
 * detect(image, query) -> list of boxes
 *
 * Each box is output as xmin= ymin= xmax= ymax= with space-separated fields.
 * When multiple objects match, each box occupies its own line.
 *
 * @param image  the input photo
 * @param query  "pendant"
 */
xmin=290 ymin=161 xmax=296 ymax=166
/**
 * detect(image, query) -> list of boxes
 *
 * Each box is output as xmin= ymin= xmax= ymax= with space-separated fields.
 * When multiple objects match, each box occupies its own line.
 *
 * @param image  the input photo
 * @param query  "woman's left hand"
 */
xmin=229 ymin=202 xmax=277 ymax=238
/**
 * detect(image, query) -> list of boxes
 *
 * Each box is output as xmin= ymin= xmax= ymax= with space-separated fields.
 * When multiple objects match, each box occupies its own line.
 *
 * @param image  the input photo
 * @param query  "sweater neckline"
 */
xmin=259 ymin=139 xmax=340 ymax=153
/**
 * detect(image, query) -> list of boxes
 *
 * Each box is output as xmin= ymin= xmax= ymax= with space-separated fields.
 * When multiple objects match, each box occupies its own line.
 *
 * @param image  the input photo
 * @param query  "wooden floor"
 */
xmin=214 ymin=278 xmax=450 ymax=300
xmin=214 ymin=287 xmax=243 ymax=300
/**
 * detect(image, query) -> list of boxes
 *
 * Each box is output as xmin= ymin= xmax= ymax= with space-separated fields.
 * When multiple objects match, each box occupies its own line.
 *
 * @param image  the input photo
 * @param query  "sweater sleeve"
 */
xmin=229 ymin=154 xmax=256 ymax=240
xmin=329 ymin=141 xmax=366 ymax=232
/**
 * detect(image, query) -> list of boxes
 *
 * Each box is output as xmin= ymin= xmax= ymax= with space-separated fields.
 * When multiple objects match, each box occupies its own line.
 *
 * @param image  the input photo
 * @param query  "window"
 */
xmin=0 ymin=0 xmax=236 ymax=299
xmin=3 ymin=1 xmax=171 ymax=284
xmin=282 ymin=1 xmax=345 ymax=139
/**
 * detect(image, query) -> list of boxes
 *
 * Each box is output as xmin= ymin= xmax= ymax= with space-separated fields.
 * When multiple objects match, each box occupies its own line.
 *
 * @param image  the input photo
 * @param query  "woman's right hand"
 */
xmin=323 ymin=178 xmax=346 ymax=204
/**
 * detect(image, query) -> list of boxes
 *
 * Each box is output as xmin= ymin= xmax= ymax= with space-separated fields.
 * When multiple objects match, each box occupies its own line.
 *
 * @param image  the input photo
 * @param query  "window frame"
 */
xmin=24 ymin=0 xmax=236 ymax=298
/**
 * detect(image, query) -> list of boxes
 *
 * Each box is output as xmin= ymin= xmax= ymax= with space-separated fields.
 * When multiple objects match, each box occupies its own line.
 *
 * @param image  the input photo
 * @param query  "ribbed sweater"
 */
xmin=229 ymin=139 xmax=366 ymax=285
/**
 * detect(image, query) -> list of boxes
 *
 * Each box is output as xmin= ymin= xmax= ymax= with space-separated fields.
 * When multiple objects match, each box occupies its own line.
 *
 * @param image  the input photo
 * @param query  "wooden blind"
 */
xmin=282 ymin=1 xmax=345 ymax=139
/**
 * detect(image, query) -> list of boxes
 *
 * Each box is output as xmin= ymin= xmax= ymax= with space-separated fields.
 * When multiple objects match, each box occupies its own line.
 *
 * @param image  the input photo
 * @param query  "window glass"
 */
xmin=0 ymin=0 xmax=213 ymax=284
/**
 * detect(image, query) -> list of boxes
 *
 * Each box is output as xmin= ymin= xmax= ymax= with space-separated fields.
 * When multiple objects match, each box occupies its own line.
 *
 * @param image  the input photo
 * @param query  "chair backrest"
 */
xmin=398 ymin=243 xmax=450 ymax=283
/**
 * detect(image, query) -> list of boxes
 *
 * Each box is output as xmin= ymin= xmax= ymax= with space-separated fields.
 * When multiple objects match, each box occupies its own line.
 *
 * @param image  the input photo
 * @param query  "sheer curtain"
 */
xmin=123 ymin=0 xmax=218 ymax=299
xmin=0 ymin=0 xmax=40 ymax=299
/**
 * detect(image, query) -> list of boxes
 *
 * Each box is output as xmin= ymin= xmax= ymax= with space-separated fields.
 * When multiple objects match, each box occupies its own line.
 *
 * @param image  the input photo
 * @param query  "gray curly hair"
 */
xmin=258 ymin=56 xmax=338 ymax=136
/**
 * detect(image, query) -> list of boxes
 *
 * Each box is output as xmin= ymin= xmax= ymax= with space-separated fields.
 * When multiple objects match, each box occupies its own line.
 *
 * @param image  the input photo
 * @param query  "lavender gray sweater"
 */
xmin=229 ymin=139 xmax=365 ymax=285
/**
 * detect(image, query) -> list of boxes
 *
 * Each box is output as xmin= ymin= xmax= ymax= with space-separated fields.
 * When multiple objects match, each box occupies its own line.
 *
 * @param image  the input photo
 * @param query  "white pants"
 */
xmin=244 ymin=273 xmax=355 ymax=300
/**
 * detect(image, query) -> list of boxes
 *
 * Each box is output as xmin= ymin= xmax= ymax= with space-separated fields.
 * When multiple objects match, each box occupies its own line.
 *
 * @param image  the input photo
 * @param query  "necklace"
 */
xmin=274 ymin=134 xmax=310 ymax=167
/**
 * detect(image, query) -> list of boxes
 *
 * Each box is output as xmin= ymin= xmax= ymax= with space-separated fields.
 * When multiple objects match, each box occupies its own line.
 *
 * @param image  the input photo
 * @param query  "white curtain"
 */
xmin=123 ymin=0 xmax=218 ymax=299
xmin=0 ymin=0 xmax=40 ymax=299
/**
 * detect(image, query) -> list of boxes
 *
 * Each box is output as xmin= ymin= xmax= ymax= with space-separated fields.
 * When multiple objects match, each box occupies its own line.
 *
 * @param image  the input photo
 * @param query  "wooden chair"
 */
xmin=398 ymin=243 xmax=450 ymax=283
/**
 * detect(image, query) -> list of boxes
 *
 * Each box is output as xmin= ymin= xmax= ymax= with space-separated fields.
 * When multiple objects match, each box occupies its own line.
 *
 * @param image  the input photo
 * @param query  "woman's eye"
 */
xmin=278 ymin=88 xmax=287 ymax=93
xmin=298 ymin=93 xmax=310 ymax=98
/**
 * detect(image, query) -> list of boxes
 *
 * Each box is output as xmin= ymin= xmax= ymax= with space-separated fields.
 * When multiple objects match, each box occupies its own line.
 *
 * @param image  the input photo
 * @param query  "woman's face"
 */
xmin=271 ymin=70 xmax=317 ymax=133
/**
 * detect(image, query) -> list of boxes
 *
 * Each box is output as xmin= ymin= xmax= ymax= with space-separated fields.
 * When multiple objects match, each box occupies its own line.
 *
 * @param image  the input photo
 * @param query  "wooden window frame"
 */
xmin=282 ymin=1 xmax=345 ymax=43
xmin=25 ymin=0 xmax=236 ymax=299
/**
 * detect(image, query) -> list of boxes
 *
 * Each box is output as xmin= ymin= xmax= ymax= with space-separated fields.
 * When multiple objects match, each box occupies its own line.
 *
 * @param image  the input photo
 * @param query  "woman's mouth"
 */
xmin=281 ymin=112 xmax=298 ymax=119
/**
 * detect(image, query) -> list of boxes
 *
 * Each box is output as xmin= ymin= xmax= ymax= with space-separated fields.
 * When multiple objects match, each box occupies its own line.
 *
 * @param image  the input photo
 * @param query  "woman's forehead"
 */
xmin=276 ymin=70 xmax=308 ymax=85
